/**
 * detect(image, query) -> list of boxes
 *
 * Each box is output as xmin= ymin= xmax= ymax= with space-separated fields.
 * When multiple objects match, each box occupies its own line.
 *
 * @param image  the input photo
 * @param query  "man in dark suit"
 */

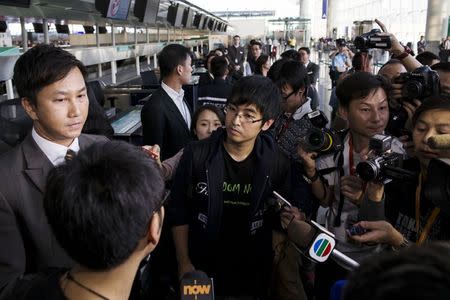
xmin=227 ymin=35 xmax=245 ymax=76
xmin=198 ymin=56 xmax=233 ymax=109
xmin=141 ymin=44 xmax=193 ymax=160
xmin=0 ymin=44 xmax=107 ymax=294
xmin=298 ymin=47 xmax=321 ymax=110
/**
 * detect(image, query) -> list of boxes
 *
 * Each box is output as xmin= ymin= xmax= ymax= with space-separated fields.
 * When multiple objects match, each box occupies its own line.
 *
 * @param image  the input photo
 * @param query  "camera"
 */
xmin=356 ymin=134 xmax=415 ymax=183
xmin=395 ymin=66 xmax=440 ymax=101
xmin=275 ymin=110 xmax=343 ymax=161
xmin=302 ymin=127 xmax=343 ymax=156
xmin=353 ymin=29 xmax=391 ymax=50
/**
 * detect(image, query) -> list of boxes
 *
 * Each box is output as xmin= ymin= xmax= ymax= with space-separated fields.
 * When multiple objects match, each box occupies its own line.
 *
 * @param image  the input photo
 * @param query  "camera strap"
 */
xmin=334 ymin=150 xmax=345 ymax=227
xmin=415 ymin=172 xmax=441 ymax=245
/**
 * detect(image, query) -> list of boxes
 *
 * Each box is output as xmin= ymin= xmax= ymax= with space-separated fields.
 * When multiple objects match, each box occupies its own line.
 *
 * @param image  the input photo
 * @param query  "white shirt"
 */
xmin=32 ymin=127 xmax=80 ymax=166
xmin=292 ymin=98 xmax=313 ymax=120
xmin=161 ymin=81 xmax=191 ymax=128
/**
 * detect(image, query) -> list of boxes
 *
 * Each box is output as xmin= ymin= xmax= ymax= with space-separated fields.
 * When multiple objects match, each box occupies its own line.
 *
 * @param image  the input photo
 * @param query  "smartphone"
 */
xmin=346 ymin=225 xmax=368 ymax=236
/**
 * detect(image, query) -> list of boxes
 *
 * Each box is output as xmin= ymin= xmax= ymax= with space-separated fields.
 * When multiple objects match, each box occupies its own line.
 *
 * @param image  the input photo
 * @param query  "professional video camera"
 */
xmin=395 ymin=66 xmax=440 ymax=101
xmin=353 ymin=29 xmax=391 ymax=50
xmin=356 ymin=134 xmax=415 ymax=183
xmin=276 ymin=110 xmax=343 ymax=161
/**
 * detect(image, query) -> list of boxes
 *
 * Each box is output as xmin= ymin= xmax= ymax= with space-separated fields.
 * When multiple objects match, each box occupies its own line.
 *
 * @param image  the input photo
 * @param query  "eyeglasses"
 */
xmin=224 ymin=104 xmax=263 ymax=124
xmin=281 ymin=90 xmax=297 ymax=101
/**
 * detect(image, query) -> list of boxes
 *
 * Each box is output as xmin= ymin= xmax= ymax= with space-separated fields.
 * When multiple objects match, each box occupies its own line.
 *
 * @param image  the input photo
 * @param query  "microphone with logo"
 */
xmin=180 ymin=270 xmax=215 ymax=300
xmin=273 ymin=191 xmax=360 ymax=270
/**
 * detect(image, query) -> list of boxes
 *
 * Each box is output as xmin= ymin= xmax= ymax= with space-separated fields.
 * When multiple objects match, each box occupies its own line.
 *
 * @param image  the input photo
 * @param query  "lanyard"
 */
xmin=348 ymin=134 xmax=356 ymax=176
xmin=415 ymin=172 xmax=441 ymax=245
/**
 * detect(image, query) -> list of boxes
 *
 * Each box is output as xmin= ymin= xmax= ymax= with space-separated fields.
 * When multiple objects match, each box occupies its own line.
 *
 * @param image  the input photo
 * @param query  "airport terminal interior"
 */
xmin=0 ymin=0 xmax=450 ymax=299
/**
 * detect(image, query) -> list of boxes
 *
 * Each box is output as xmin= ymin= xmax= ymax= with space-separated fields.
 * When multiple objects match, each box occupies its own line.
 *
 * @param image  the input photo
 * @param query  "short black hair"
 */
xmin=431 ymin=62 xmax=450 ymax=73
xmin=343 ymin=243 xmax=450 ymax=300
xmin=267 ymin=58 xmax=289 ymax=82
xmin=270 ymin=60 xmax=309 ymax=93
xmin=280 ymin=49 xmax=300 ymax=61
xmin=298 ymin=47 xmax=310 ymax=55
xmin=336 ymin=72 xmax=391 ymax=108
xmin=416 ymin=51 xmax=440 ymax=66
xmin=157 ymin=44 xmax=191 ymax=79
xmin=412 ymin=93 xmax=450 ymax=126
xmin=44 ymin=141 xmax=165 ymax=270
xmin=13 ymin=44 xmax=87 ymax=106
xmin=210 ymin=56 xmax=228 ymax=78
xmin=255 ymin=54 xmax=270 ymax=75
xmin=190 ymin=104 xmax=225 ymax=137
xmin=250 ymin=40 xmax=262 ymax=48
xmin=227 ymin=76 xmax=281 ymax=122
xmin=233 ymin=35 xmax=240 ymax=39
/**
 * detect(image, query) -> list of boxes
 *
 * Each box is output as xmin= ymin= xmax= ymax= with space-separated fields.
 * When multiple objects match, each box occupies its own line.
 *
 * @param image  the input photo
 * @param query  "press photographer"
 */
xmin=307 ymin=71 xmax=406 ymax=300
xmin=349 ymin=94 xmax=450 ymax=249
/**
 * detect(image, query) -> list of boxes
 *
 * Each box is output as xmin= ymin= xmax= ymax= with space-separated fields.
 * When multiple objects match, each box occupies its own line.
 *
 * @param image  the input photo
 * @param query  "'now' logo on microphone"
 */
xmin=309 ymin=233 xmax=336 ymax=262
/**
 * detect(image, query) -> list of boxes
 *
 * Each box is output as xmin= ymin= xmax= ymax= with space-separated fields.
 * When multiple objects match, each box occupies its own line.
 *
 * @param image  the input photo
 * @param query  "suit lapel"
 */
xmin=162 ymin=90 xmax=191 ymax=134
xmin=22 ymin=134 xmax=54 ymax=194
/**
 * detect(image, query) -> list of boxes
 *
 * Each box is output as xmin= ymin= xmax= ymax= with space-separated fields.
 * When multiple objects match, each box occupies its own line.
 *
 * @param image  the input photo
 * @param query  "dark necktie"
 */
xmin=65 ymin=149 xmax=76 ymax=162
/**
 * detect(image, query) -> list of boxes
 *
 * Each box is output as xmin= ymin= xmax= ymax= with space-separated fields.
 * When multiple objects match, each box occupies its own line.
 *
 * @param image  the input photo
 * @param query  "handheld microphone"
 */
xmin=428 ymin=134 xmax=450 ymax=150
xmin=180 ymin=270 xmax=215 ymax=300
xmin=287 ymin=219 xmax=360 ymax=269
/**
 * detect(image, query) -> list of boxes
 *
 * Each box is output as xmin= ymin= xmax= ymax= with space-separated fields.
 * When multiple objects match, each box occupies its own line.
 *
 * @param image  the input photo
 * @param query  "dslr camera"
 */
xmin=395 ymin=66 xmax=440 ymax=101
xmin=353 ymin=29 xmax=391 ymax=50
xmin=356 ymin=134 xmax=414 ymax=183
xmin=276 ymin=110 xmax=343 ymax=161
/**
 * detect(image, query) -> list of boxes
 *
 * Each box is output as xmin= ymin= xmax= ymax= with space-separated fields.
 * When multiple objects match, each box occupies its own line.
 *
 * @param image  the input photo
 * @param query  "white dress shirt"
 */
xmin=161 ymin=81 xmax=191 ymax=128
xmin=32 ymin=127 xmax=80 ymax=166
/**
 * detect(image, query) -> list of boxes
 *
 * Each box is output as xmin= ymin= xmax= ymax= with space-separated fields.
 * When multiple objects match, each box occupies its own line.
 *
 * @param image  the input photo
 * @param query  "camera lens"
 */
xmin=353 ymin=36 xmax=367 ymax=49
xmin=404 ymin=81 xmax=423 ymax=99
xmin=356 ymin=161 xmax=379 ymax=181
xmin=305 ymin=130 xmax=324 ymax=152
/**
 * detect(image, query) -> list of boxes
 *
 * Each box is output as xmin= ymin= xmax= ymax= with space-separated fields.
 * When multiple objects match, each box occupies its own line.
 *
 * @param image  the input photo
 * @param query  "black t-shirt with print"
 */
xmin=214 ymin=145 xmax=261 ymax=296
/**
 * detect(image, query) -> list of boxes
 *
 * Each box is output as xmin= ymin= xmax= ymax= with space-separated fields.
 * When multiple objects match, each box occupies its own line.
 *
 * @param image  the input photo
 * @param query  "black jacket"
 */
xmin=141 ymin=88 xmax=193 ymax=160
xmin=168 ymin=128 xmax=290 ymax=295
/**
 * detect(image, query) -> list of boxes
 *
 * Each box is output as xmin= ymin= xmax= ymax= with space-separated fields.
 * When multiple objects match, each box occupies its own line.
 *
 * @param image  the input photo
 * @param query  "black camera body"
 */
xmin=356 ymin=134 xmax=414 ymax=183
xmin=354 ymin=29 xmax=391 ymax=50
xmin=395 ymin=66 xmax=440 ymax=101
xmin=276 ymin=110 xmax=343 ymax=161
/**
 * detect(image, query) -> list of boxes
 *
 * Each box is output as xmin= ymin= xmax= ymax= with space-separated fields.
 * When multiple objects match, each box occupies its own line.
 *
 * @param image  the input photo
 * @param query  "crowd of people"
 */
xmin=0 ymin=18 xmax=449 ymax=300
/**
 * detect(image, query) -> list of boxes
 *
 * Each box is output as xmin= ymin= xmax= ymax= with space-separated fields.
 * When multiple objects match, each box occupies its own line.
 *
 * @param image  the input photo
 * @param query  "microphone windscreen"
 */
xmin=428 ymin=134 xmax=450 ymax=150
xmin=181 ymin=270 xmax=209 ymax=280
xmin=286 ymin=219 xmax=317 ymax=249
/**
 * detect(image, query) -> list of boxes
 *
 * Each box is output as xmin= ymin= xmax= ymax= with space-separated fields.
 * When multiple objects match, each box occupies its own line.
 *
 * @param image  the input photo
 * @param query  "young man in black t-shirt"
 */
xmin=169 ymin=76 xmax=297 ymax=298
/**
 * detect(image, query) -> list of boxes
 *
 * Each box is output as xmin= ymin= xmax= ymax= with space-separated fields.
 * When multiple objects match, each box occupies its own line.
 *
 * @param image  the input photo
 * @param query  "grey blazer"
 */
xmin=0 ymin=133 xmax=107 ymax=293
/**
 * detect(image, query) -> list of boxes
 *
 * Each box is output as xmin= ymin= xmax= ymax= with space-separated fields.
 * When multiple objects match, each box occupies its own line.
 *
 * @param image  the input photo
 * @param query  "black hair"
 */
xmin=254 ymin=54 xmax=270 ymax=75
xmin=336 ymin=72 xmax=391 ymax=108
xmin=157 ymin=44 xmax=191 ymax=79
xmin=250 ymin=40 xmax=262 ymax=48
xmin=416 ymin=51 xmax=440 ymax=66
xmin=431 ymin=62 xmax=450 ymax=73
xmin=227 ymin=76 xmax=281 ymax=122
xmin=267 ymin=58 xmax=289 ymax=82
xmin=352 ymin=52 xmax=373 ymax=72
xmin=210 ymin=56 xmax=228 ymax=78
xmin=190 ymin=104 xmax=225 ymax=138
xmin=233 ymin=35 xmax=240 ymax=39
xmin=280 ymin=49 xmax=300 ymax=61
xmin=270 ymin=60 xmax=309 ymax=93
xmin=44 ymin=141 xmax=165 ymax=270
xmin=343 ymin=243 xmax=450 ymax=300
xmin=298 ymin=47 xmax=310 ymax=55
xmin=412 ymin=93 xmax=450 ymax=126
xmin=13 ymin=44 xmax=87 ymax=106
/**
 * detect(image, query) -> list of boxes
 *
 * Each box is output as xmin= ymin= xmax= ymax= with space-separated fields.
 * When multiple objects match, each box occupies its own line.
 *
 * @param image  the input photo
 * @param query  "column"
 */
xmin=20 ymin=17 xmax=28 ymax=52
xmin=425 ymin=0 xmax=450 ymax=53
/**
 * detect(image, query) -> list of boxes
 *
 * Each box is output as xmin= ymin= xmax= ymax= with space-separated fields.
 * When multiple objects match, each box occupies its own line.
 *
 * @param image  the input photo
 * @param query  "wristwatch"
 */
xmin=303 ymin=169 xmax=319 ymax=184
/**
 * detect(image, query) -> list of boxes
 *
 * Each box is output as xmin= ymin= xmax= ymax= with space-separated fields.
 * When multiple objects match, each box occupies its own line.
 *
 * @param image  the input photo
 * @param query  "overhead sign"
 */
xmin=322 ymin=0 xmax=327 ymax=19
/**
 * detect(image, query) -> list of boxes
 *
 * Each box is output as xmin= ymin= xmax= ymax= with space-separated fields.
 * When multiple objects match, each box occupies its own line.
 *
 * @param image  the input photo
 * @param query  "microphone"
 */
xmin=180 ymin=270 xmax=215 ymax=300
xmin=428 ymin=134 xmax=450 ymax=150
xmin=287 ymin=219 xmax=360 ymax=269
